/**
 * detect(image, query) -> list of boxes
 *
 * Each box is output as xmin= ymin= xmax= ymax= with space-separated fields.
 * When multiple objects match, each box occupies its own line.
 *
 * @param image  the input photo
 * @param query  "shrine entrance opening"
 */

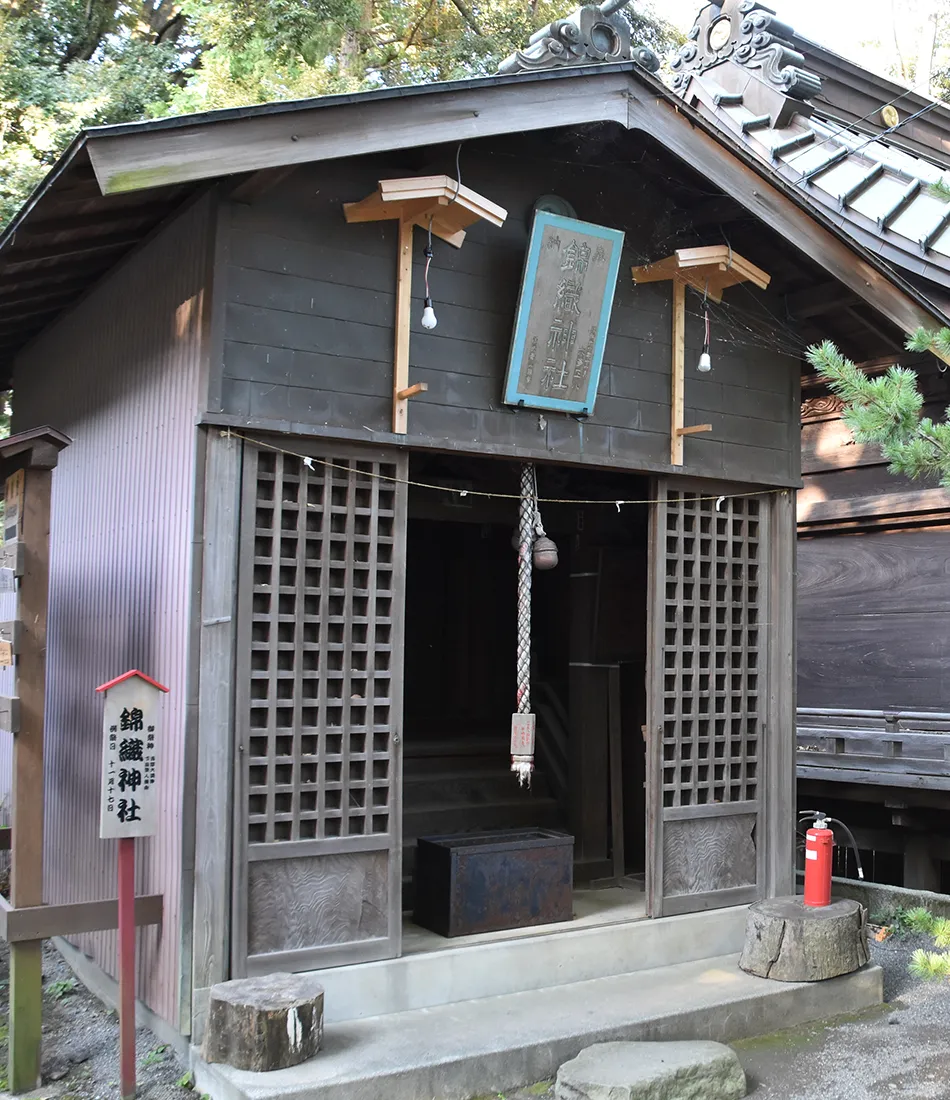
xmin=402 ymin=453 xmax=650 ymax=939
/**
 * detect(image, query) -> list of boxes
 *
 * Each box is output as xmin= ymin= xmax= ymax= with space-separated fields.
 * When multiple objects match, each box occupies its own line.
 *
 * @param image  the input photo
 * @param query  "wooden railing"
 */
xmin=797 ymin=707 xmax=950 ymax=791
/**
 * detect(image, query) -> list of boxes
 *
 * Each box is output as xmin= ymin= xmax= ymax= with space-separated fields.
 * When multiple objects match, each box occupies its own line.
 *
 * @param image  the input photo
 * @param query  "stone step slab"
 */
xmin=556 ymin=1041 xmax=745 ymax=1100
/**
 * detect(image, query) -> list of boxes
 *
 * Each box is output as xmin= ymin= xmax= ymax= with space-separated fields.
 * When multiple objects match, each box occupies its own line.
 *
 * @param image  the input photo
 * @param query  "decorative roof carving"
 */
xmin=670 ymin=5 xmax=950 ymax=285
xmin=801 ymin=395 xmax=844 ymax=422
xmin=670 ymin=0 xmax=821 ymax=103
xmin=497 ymin=0 xmax=659 ymax=76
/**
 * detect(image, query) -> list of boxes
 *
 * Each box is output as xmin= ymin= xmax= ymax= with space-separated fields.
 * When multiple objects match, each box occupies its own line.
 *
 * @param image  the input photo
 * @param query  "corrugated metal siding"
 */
xmin=11 ymin=193 xmax=211 ymax=1028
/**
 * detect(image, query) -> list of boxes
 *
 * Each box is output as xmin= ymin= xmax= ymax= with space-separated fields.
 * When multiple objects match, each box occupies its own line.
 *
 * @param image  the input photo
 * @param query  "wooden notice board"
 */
xmin=503 ymin=212 xmax=624 ymax=416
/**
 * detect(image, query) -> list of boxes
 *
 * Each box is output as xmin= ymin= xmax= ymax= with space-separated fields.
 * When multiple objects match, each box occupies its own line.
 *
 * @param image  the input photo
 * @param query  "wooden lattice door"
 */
xmin=646 ymin=482 xmax=768 ymax=917
xmin=232 ymin=440 xmax=407 ymax=975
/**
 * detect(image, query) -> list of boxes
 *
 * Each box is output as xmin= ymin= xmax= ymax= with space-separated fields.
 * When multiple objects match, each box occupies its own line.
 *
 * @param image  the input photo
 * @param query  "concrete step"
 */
xmin=192 ymin=955 xmax=883 ymax=1100
xmin=305 ymin=904 xmax=746 ymax=1024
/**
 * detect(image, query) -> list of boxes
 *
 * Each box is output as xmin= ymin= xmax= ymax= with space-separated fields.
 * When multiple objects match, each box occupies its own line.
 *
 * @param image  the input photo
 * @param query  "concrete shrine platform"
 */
xmin=191 ymin=906 xmax=883 ymax=1100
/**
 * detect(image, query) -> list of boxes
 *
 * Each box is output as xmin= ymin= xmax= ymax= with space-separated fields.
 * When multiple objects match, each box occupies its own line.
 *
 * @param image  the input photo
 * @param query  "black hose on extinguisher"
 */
xmin=799 ymin=809 xmax=865 ymax=881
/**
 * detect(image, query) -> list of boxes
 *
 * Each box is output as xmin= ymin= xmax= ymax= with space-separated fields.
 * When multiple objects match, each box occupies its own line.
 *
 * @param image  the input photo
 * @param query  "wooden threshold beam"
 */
xmin=0 ymin=894 xmax=163 ymax=943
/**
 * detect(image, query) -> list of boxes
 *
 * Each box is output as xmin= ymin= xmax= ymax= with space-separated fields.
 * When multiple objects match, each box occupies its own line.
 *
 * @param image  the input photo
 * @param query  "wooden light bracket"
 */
xmin=344 ymin=176 xmax=507 ymax=434
xmin=631 ymin=246 xmax=771 ymax=466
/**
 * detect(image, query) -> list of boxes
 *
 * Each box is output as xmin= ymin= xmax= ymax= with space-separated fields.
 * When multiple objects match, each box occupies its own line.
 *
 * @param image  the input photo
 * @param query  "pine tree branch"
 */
xmin=806 ymin=339 xmax=950 ymax=484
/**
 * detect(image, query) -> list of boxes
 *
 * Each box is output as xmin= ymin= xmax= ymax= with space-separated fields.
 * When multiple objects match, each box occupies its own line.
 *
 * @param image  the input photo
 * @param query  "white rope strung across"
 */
xmin=511 ymin=462 xmax=536 ymax=787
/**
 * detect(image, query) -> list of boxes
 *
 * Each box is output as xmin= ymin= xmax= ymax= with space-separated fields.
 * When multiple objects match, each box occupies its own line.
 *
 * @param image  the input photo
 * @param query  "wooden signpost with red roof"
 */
xmin=96 ymin=670 xmax=168 ymax=1100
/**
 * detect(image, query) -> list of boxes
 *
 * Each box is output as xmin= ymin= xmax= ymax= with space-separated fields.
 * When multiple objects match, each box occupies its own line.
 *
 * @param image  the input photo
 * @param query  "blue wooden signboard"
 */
xmin=503 ymin=212 xmax=624 ymax=416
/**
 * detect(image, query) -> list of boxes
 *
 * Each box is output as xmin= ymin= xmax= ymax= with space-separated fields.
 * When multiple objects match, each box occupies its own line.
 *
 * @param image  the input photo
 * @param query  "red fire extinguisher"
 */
xmin=803 ymin=815 xmax=834 ymax=907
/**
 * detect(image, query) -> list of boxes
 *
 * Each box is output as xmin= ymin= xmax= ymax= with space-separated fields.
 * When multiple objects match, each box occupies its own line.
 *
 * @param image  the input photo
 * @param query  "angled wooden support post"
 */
xmin=1 ymin=427 xmax=70 ymax=1094
xmin=632 ymin=246 xmax=770 ymax=466
xmin=393 ymin=217 xmax=414 ymax=435
xmin=343 ymin=175 xmax=507 ymax=434
xmin=671 ymin=279 xmax=687 ymax=466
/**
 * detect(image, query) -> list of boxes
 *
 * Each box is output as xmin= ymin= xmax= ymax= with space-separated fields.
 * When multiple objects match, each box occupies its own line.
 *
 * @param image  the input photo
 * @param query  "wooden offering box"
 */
xmin=413 ymin=828 xmax=574 ymax=937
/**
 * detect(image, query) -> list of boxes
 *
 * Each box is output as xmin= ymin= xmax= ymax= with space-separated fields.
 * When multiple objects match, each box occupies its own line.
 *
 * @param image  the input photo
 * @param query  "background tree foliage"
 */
xmin=0 ymin=0 xmax=681 ymax=226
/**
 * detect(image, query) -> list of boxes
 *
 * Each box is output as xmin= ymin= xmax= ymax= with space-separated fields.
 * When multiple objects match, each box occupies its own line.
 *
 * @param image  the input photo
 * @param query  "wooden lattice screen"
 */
xmin=647 ymin=483 xmax=768 ymax=917
xmin=232 ymin=441 xmax=406 ymax=975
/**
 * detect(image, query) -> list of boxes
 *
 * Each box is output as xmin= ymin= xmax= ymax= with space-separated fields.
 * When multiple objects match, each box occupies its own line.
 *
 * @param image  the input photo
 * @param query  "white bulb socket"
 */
xmin=697 ymin=351 xmax=711 ymax=373
xmin=421 ymin=298 xmax=438 ymax=330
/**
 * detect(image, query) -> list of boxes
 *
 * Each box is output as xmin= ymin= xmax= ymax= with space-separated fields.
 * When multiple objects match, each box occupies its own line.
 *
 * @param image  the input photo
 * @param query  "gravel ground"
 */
xmin=0 ymin=941 xmax=191 ymax=1100
xmin=498 ymin=933 xmax=950 ymax=1100
xmin=735 ymin=931 xmax=950 ymax=1100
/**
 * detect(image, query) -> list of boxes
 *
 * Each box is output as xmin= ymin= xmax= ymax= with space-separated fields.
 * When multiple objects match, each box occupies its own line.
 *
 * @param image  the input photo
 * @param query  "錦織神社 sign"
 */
xmin=98 ymin=670 xmax=168 ymax=839
xmin=503 ymin=211 xmax=624 ymax=416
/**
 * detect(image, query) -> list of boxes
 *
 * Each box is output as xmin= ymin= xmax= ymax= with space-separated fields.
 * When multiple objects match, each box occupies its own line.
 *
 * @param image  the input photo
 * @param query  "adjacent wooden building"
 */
xmin=668 ymin=2 xmax=950 ymax=894
xmin=1 ymin=0 xmax=948 ymax=1043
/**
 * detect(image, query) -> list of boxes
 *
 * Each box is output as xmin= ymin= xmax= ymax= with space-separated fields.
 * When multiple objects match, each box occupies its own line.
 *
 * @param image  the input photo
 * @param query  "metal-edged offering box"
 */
xmin=412 ymin=827 xmax=574 ymax=937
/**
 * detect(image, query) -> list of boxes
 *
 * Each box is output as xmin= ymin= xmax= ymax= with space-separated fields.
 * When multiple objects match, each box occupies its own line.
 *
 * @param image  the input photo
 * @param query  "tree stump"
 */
xmin=739 ymin=896 xmax=869 ymax=983
xmin=202 ymin=973 xmax=325 ymax=1071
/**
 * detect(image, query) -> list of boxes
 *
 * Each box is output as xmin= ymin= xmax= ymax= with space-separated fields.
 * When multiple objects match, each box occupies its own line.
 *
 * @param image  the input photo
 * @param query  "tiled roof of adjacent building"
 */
xmin=671 ymin=0 xmax=950 ymax=285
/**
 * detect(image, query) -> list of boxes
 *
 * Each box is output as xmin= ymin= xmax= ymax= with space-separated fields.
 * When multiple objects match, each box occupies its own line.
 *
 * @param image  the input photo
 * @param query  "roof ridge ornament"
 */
xmin=497 ymin=0 xmax=660 ymax=75
xmin=671 ymin=0 xmax=821 ymax=104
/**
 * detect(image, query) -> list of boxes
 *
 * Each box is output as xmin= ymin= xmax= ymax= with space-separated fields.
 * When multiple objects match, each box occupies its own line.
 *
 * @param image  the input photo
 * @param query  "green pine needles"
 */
xmin=806 ymin=331 xmax=950 ymax=486
xmin=881 ymin=906 xmax=950 ymax=981
xmin=909 ymin=949 xmax=950 ymax=980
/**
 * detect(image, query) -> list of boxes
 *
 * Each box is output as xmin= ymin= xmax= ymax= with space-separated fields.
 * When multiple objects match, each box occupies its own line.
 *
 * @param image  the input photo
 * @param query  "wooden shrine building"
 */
xmin=0 ymin=0 xmax=945 ymax=1048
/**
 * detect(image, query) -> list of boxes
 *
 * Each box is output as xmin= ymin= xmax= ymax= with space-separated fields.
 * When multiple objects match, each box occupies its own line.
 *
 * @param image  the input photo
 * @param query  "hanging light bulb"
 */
xmin=698 ymin=290 xmax=712 ymax=372
xmin=421 ymin=217 xmax=438 ymax=329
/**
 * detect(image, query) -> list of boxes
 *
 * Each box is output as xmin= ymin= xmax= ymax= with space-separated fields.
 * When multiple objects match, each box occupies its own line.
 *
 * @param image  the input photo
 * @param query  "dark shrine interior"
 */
xmin=402 ymin=452 xmax=650 ymax=906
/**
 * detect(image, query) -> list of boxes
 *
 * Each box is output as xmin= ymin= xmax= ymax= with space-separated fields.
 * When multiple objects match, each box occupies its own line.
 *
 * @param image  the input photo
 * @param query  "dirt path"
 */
xmin=0 ymin=942 xmax=190 ymax=1100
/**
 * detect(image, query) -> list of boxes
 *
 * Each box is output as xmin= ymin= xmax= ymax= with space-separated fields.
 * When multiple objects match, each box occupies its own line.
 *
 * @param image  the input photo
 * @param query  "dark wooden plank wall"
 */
xmin=211 ymin=148 xmax=800 ymax=486
xmin=798 ymin=529 xmax=950 ymax=710
xmin=798 ymin=363 xmax=950 ymax=711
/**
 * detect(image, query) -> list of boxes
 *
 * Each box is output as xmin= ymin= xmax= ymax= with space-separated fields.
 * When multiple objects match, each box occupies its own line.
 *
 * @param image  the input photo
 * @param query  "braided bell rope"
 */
xmin=512 ymin=463 xmax=535 ymax=786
